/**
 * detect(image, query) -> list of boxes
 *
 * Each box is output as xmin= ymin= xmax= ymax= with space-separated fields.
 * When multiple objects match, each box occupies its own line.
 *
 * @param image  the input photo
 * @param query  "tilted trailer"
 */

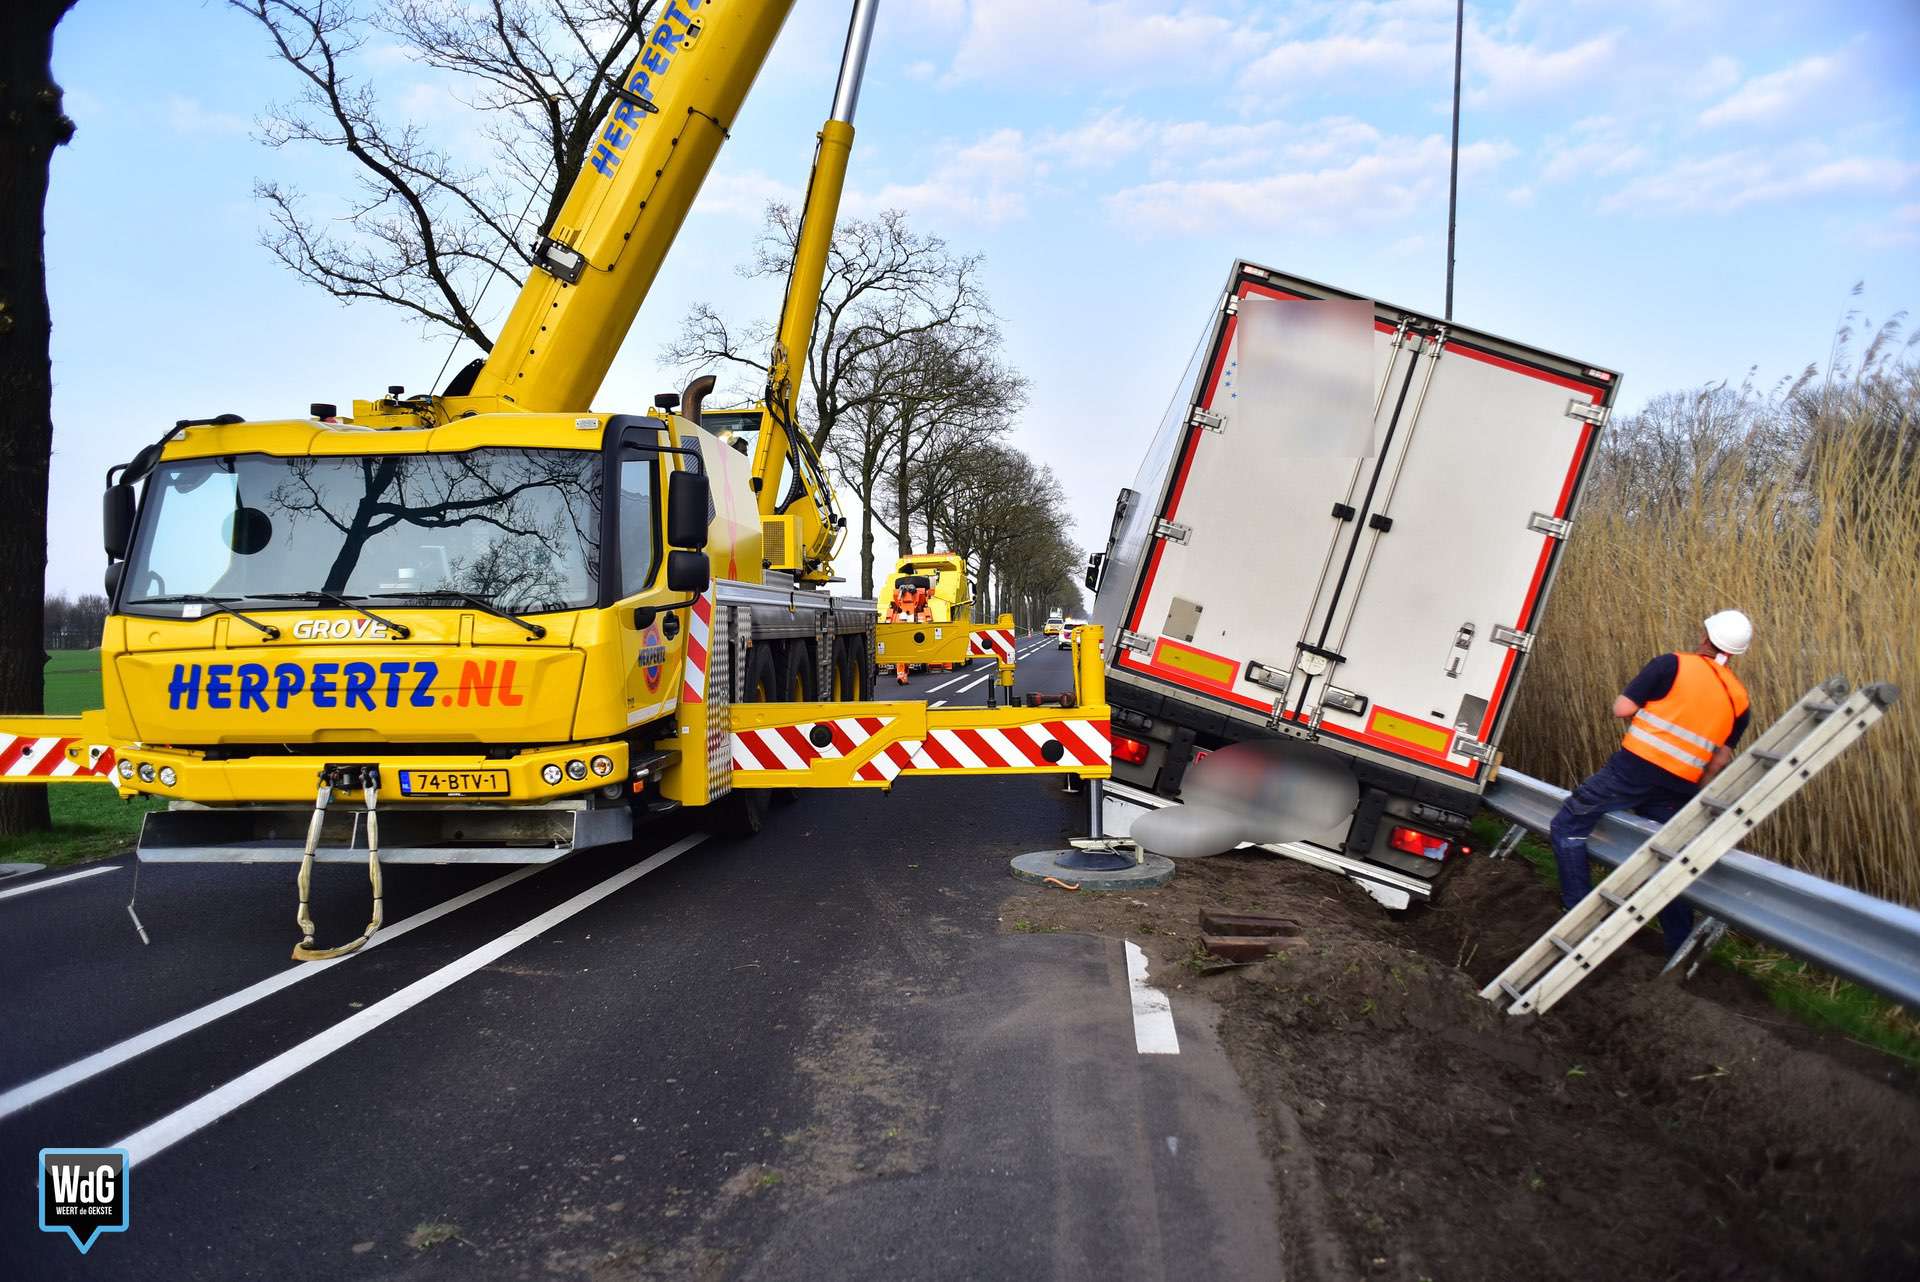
xmin=1086 ymin=261 xmax=1619 ymax=907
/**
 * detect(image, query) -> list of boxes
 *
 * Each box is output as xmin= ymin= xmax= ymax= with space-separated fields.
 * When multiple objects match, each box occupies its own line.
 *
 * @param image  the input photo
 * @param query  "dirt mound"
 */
xmin=1004 ymin=848 xmax=1920 ymax=1281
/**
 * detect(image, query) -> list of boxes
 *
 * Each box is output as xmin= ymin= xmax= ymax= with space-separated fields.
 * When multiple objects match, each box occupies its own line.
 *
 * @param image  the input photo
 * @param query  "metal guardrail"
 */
xmin=1483 ymin=768 xmax=1920 ymax=1010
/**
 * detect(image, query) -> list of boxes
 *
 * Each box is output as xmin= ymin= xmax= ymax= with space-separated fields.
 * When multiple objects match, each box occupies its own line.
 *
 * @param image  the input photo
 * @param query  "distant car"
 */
xmin=1056 ymin=618 xmax=1085 ymax=649
xmin=1043 ymin=610 xmax=1064 ymax=636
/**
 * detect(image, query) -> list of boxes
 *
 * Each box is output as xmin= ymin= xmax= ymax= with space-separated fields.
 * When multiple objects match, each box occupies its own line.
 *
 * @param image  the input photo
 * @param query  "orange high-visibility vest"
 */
xmin=1621 ymin=653 xmax=1750 ymax=783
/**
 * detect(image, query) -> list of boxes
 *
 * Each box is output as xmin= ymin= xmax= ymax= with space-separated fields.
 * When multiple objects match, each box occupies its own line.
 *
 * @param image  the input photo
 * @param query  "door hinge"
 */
xmin=1452 ymin=734 xmax=1496 ymax=764
xmin=1527 ymin=512 xmax=1572 ymax=539
xmin=1117 ymin=629 xmax=1153 ymax=655
xmin=1565 ymin=399 xmax=1609 ymax=426
xmin=1189 ymin=407 xmax=1225 ymax=433
xmin=1153 ymin=518 xmax=1191 ymax=544
xmin=1490 ymin=624 xmax=1535 ymax=652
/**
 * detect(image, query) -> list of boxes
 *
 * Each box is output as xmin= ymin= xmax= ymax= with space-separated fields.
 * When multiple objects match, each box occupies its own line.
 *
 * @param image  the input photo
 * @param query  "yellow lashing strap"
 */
xmin=292 ymin=768 xmax=385 ymax=962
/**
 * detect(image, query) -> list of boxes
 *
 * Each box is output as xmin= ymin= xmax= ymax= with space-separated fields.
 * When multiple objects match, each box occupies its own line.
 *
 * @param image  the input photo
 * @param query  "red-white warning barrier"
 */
xmin=968 ymin=627 xmax=1015 ymax=662
xmin=0 ymin=734 xmax=116 ymax=780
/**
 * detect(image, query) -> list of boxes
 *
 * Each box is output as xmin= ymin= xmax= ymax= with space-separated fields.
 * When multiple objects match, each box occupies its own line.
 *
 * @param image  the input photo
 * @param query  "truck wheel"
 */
xmin=777 ymin=640 xmax=815 ymax=702
xmin=716 ymin=644 xmax=776 ymax=837
xmin=834 ymin=635 xmax=870 ymax=702
xmin=771 ymin=642 xmax=815 ymax=806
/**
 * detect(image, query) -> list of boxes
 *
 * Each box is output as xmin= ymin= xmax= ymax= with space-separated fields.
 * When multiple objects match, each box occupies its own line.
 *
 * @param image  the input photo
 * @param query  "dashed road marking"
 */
xmin=0 ymin=864 xmax=119 ymax=903
xmin=1125 ymin=939 xmax=1180 ymax=1055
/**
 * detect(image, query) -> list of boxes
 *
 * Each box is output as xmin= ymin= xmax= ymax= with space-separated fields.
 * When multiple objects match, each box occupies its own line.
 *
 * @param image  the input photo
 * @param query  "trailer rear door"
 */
xmin=1105 ymin=262 xmax=1616 ymax=790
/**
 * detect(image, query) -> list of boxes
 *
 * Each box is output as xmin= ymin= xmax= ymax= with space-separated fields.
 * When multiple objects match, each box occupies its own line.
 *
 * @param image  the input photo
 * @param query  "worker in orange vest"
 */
xmin=884 ymin=579 xmax=931 ymax=686
xmin=1548 ymin=610 xmax=1753 ymax=956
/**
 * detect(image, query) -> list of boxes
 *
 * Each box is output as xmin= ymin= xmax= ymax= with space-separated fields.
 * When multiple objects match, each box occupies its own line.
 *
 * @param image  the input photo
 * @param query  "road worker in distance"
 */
xmin=1548 ymin=610 xmax=1754 ymax=956
xmin=884 ymin=577 xmax=933 ymax=686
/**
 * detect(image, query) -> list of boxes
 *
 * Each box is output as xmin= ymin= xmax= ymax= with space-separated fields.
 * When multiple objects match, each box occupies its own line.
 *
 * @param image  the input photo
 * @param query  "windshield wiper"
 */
xmin=129 ymin=594 xmax=282 ymax=640
xmin=366 ymin=590 xmax=547 ymax=639
xmin=249 ymin=591 xmax=412 ymax=639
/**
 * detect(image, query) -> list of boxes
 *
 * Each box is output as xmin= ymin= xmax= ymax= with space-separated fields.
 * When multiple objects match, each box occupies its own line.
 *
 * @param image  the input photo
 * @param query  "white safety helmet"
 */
xmin=1703 ymin=609 xmax=1752 ymax=656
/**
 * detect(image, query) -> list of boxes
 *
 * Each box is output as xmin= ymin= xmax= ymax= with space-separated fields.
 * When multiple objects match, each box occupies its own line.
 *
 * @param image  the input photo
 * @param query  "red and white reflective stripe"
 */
xmin=968 ymin=628 xmax=1015 ymax=661
xmin=910 ymin=719 xmax=1110 ymax=771
xmin=733 ymin=715 xmax=893 ymax=772
xmin=0 ymin=735 xmax=117 ymax=779
xmin=681 ymin=593 xmax=712 ymax=704
xmin=853 ymin=740 xmax=918 ymax=783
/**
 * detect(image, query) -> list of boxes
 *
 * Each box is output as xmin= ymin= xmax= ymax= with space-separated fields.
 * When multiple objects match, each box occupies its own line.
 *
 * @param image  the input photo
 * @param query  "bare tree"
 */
xmin=664 ymin=204 xmax=989 ymax=455
xmin=231 ymin=0 xmax=654 ymax=353
xmin=0 ymin=0 xmax=78 ymax=838
xmin=872 ymin=326 xmax=1023 ymax=564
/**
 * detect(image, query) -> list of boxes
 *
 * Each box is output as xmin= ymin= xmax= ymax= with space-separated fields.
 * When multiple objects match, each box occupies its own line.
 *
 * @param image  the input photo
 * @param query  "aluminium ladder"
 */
xmin=1483 ymin=677 xmax=1900 ymax=1016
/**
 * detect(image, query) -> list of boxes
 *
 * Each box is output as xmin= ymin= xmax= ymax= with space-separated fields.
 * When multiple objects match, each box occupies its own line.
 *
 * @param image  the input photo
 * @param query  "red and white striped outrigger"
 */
xmin=0 ymin=713 xmax=119 ymax=782
xmin=730 ymin=626 xmax=1113 ymax=790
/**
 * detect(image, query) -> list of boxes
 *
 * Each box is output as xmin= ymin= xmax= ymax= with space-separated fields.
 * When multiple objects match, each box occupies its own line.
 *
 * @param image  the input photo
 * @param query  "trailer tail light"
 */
xmin=1389 ymin=826 xmax=1450 ymax=861
xmin=1112 ymin=734 xmax=1150 ymax=766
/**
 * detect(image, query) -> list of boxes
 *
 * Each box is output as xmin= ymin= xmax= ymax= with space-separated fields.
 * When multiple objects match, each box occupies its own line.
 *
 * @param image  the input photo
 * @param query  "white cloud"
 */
xmin=1603 ymin=145 xmax=1918 ymax=214
xmin=1107 ymin=134 xmax=1515 ymax=235
xmin=936 ymin=0 xmax=1266 ymax=86
xmin=1854 ymin=202 xmax=1920 ymax=249
xmin=1539 ymin=117 xmax=1652 ymax=184
xmin=1699 ymin=51 xmax=1847 ymax=127
xmin=165 ymin=94 xmax=250 ymax=137
xmin=847 ymin=128 xmax=1037 ymax=225
xmin=695 ymin=169 xmax=803 ymax=220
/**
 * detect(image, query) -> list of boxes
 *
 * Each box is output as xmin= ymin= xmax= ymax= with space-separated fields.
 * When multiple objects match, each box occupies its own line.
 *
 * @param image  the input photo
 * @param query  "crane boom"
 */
xmin=746 ymin=0 xmax=877 ymax=579
xmin=466 ymin=0 xmax=799 ymax=411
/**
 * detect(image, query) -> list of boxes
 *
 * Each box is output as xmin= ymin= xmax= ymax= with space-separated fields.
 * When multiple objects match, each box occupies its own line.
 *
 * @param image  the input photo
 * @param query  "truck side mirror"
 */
xmin=666 ymin=470 xmax=710 ymax=550
xmin=665 ymin=549 xmax=710 ymax=594
xmin=1084 ymin=552 xmax=1106 ymax=593
xmin=104 ymin=482 xmax=137 ymax=560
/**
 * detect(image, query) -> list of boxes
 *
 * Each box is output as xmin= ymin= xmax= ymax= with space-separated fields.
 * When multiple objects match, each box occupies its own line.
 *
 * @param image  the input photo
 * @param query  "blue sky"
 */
xmin=44 ymin=0 xmax=1920 ymax=597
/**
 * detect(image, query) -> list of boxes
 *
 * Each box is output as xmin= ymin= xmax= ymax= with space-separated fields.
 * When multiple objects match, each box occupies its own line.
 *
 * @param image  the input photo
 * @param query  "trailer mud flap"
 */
xmin=0 ymin=711 xmax=118 ymax=783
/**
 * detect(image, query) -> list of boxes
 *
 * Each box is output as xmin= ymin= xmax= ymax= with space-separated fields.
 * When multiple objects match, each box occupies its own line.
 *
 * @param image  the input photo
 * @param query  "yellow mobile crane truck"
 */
xmin=3 ymin=0 xmax=1112 ymax=959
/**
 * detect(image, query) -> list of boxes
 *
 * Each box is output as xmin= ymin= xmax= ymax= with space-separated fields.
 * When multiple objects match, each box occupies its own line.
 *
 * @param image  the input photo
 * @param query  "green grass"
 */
xmin=1468 ymin=813 xmax=1920 ymax=1065
xmin=0 ymin=649 xmax=163 ymax=870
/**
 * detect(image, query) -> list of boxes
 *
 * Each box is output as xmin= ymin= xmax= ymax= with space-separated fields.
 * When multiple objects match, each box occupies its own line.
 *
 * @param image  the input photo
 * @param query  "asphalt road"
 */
xmin=0 ymin=636 xmax=1281 ymax=1280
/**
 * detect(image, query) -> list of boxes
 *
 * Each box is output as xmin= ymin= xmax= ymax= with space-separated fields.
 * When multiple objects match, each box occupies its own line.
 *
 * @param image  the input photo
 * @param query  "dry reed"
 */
xmin=1504 ymin=314 xmax=1920 ymax=906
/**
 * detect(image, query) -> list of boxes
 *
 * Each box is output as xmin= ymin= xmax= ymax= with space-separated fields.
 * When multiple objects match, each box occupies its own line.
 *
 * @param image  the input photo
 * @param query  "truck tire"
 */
xmin=715 ymin=644 xmax=777 ymax=838
xmin=777 ymin=640 xmax=815 ymax=702
xmin=835 ymin=635 xmax=871 ymax=702
xmin=771 ymin=642 xmax=815 ymax=806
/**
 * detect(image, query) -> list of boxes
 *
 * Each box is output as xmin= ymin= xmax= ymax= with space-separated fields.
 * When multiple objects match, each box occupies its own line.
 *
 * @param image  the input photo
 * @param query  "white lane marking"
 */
xmin=0 ymin=864 xmax=119 ymax=902
xmin=1125 ymin=940 xmax=1181 ymax=1055
xmin=924 ymin=668 xmax=981 ymax=695
xmin=113 ymin=834 xmax=706 ymax=1166
xmin=954 ymin=670 xmax=994 ymax=695
xmin=931 ymin=700 xmax=946 ymax=708
xmin=0 ymin=858 xmax=559 ymax=1120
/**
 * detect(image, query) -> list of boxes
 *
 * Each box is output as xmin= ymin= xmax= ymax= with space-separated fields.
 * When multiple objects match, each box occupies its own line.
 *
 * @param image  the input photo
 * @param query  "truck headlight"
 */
xmin=118 ymin=759 xmax=135 ymax=780
xmin=590 ymin=755 xmax=614 ymax=777
xmin=158 ymin=766 xmax=177 ymax=787
xmin=565 ymin=759 xmax=588 ymax=781
xmin=138 ymin=763 xmax=156 ymax=783
xmin=541 ymin=763 xmax=564 ymax=786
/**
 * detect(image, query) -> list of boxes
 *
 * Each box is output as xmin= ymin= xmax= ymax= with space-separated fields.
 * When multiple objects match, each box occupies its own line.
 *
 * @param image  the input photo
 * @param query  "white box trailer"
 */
xmin=1086 ymin=261 xmax=1618 ymax=906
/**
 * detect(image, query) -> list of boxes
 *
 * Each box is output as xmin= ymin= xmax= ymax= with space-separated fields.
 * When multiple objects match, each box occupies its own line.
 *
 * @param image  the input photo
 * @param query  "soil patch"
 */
xmin=1002 ymin=848 xmax=1920 ymax=1282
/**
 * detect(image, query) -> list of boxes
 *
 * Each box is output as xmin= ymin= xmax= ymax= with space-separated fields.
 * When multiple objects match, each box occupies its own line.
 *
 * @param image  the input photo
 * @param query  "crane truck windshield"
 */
xmin=120 ymin=449 xmax=611 ymax=617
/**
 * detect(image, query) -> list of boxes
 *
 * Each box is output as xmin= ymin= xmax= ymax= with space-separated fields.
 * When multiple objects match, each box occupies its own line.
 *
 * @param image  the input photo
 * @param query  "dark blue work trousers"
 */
xmin=1548 ymin=756 xmax=1695 ymax=955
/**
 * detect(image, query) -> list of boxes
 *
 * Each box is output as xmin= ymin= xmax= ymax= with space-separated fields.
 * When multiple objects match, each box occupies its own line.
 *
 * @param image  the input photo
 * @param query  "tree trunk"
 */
xmin=859 ymin=506 xmax=875 ymax=599
xmin=0 ymin=0 xmax=77 ymax=838
xmin=894 ymin=429 xmax=912 ymax=562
